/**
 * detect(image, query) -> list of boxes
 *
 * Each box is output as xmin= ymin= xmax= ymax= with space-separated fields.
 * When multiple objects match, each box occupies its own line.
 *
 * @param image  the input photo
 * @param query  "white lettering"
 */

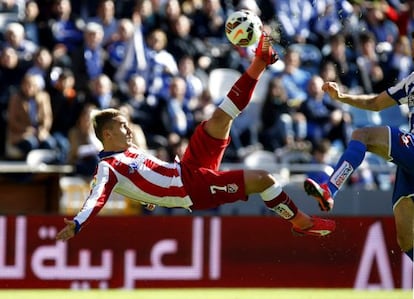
xmin=354 ymin=221 xmax=394 ymax=289
xmin=0 ymin=216 xmax=26 ymax=278
xmin=209 ymin=217 xmax=221 ymax=280
xmin=31 ymin=226 xmax=113 ymax=280
xmin=273 ymin=203 xmax=295 ymax=219
xmin=330 ymin=161 xmax=353 ymax=189
xmin=401 ymin=253 xmax=413 ymax=290
xmin=210 ymin=185 xmax=227 ymax=194
xmin=123 ymin=217 xmax=203 ymax=288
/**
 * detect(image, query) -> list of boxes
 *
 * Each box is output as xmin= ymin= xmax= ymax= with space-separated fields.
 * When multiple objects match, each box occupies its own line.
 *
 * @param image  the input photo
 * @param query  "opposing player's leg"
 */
xmin=393 ymin=197 xmax=414 ymax=260
xmin=244 ymin=169 xmax=335 ymax=236
xmin=204 ymin=32 xmax=278 ymax=140
xmin=304 ymin=126 xmax=390 ymax=211
xmin=389 ymin=129 xmax=414 ymax=260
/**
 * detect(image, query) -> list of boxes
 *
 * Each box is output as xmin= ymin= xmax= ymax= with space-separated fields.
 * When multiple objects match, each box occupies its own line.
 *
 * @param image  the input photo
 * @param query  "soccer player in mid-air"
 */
xmin=56 ymin=32 xmax=335 ymax=242
xmin=304 ymin=75 xmax=414 ymax=261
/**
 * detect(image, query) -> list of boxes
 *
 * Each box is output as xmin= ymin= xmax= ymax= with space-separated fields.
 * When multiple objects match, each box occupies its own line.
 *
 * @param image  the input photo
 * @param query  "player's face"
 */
xmin=105 ymin=116 xmax=133 ymax=150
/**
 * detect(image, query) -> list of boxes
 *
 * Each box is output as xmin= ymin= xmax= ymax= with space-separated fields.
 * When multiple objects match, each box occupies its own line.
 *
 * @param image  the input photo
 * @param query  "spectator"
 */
xmin=87 ymin=0 xmax=118 ymax=47
xmin=341 ymin=1 xmax=367 ymax=38
xmin=0 ymin=46 xmax=30 ymax=157
xmin=275 ymin=46 xmax=312 ymax=105
xmin=166 ymin=14 xmax=211 ymax=71
xmin=48 ymin=68 xmax=83 ymax=162
xmin=319 ymin=60 xmax=341 ymax=84
xmin=192 ymin=88 xmax=215 ymax=126
xmin=146 ymin=29 xmax=178 ymax=98
xmin=259 ymin=77 xmax=307 ymax=151
xmin=166 ymin=132 xmax=188 ymax=161
xmin=299 ymin=75 xmax=352 ymax=148
xmin=190 ymin=0 xmax=226 ymax=41
xmin=5 ymin=73 xmax=59 ymax=160
xmin=321 ymin=33 xmax=360 ymax=90
xmin=0 ymin=46 xmax=30 ymax=105
xmin=159 ymin=0 xmax=183 ymax=39
xmin=25 ymin=47 xmax=53 ymax=90
xmin=21 ymin=0 xmax=41 ymax=45
xmin=355 ymin=31 xmax=389 ymax=93
xmin=190 ymin=0 xmax=238 ymax=69
xmin=391 ymin=0 xmax=414 ymax=36
xmin=2 ymin=22 xmax=38 ymax=62
xmin=0 ymin=0 xmax=20 ymax=14
xmin=70 ymin=22 xmax=111 ymax=94
xmin=106 ymin=18 xmax=135 ymax=79
xmin=362 ymin=1 xmax=399 ymax=45
xmin=85 ymin=74 xmax=119 ymax=109
xmin=70 ymin=0 xmax=100 ymax=20
xmin=113 ymin=14 xmax=149 ymax=91
xmin=177 ymin=55 xmax=205 ymax=106
xmin=67 ymin=103 xmax=102 ymax=177
xmin=306 ymin=139 xmax=334 ymax=184
xmin=39 ymin=0 xmax=84 ymax=53
xmin=273 ymin=0 xmax=315 ymax=46
xmin=390 ymin=34 xmax=413 ymax=81
xmin=112 ymin=0 xmax=136 ymax=19
xmin=160 ymin=76 xmax=194 ymax=138
xmin=121 ymin=74 xmax=165 ymax=148
xmin=131 ymin=0 xmax=160 ymax=36
xmin=311 ymin=0 xmax=354 ymax=47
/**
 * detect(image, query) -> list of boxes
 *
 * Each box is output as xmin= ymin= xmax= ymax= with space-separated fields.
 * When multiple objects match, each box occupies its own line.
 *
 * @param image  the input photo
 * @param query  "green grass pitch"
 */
xmin=0 ymin=289 xmax=411 ymax=299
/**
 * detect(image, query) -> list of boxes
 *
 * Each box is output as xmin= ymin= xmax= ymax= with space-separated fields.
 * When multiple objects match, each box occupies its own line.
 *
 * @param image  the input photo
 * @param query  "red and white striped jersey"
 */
xmin=74 ymin=147 xmax=193 ymax=227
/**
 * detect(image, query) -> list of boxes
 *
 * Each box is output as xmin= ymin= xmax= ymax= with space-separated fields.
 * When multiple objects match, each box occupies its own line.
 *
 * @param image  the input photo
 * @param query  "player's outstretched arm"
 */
xmin=322 ymin=81 xmax=395 ymax=111
xmin=321 ymin=82 xmax=341 ymax=100
xmin=56 ymin=218 xmax=76 ymax=241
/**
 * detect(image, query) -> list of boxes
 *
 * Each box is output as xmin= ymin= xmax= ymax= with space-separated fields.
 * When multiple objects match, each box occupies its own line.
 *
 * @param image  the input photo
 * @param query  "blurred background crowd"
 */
xmin=0 ymin=0 xmax=411 ymax=189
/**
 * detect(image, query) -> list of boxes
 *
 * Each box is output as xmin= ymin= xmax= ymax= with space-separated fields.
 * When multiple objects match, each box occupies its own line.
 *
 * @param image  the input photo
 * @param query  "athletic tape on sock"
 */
xmin=260 ymin=184 xmax=297 ymax=220
xmin=330 ymin=161 xmax=354 ymax=190
xmin=272 ymin=203 xmax=296 ymax=219
xmin=218 ymin=97 xmax=241 ymax=119
xmin=260 ymin=183 xmax=282 ymax=201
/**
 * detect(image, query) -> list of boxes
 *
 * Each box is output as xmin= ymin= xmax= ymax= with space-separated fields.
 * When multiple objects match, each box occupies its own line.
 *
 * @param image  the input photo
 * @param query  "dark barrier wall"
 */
xmin=0 ymin=216 xmax=411 ymax=289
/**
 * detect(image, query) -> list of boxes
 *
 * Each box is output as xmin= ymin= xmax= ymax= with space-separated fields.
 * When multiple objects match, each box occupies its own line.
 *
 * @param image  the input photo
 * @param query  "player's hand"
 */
xmin=56 ymin=218 xmax=76 ymax=241
xmin=322 ymin=81 xmax=341 ymax=101
xmin=141 ymin=202 xmax=157 ymax=211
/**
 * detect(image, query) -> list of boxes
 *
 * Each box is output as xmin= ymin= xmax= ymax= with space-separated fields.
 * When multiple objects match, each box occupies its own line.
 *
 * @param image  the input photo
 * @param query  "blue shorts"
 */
xmin=389 ymin=127 xmax=414 ymax=208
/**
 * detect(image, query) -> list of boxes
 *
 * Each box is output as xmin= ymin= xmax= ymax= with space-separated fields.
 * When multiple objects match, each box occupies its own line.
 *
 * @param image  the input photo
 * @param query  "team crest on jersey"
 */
xmin=128 ymin=161 xmax=139 ymax=174
xmin=227 ymin=183 xmax=238 ymax=193
xmin=399 ymin=132 xmax=414 ymax=148
xmin=90 ymin=176 xmax=97 ymax=188
xmin=408 ymin=93 xmax=414 ymax=106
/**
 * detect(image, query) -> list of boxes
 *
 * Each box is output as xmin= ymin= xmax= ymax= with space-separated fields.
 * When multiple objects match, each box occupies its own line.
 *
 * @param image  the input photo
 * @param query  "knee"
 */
xmin=396 ymin=233 xmax=413 ymax=253
xmin=245 ymin=170 xmax=276 ymax=194
xmin=350 ymin=128 xmax=367 ymax=142
xmin=257 ymin=170 xmax=275 ymax=187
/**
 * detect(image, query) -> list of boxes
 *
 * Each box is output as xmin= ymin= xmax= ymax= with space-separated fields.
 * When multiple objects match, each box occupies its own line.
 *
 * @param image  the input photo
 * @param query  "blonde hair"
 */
xmin=92 ymin=108 xmax=122 ymax=142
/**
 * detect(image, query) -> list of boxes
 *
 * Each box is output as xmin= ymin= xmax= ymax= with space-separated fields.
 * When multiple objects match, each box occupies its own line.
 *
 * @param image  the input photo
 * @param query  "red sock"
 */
xmin=264 ymin=191 xmax=298 ymax=220
xmin=226 ymin=72 xmax=258 ymax=111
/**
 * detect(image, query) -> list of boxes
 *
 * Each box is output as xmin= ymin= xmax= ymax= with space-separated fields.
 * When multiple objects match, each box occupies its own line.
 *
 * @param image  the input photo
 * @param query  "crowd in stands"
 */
xmin=0 ymin=0 xmax=410 ymax=189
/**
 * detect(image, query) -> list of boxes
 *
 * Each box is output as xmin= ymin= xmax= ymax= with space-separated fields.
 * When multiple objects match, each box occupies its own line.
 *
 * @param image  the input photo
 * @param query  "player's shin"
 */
xmin=405 ymin=248 xmax=413 ymax=261
xmin=260 ymin=183 xmax=298 ymax=220
xmin=220 ymin=72 xmax=258 ymax=117
xmin=327 ymin=140 xmax=367 ymax=197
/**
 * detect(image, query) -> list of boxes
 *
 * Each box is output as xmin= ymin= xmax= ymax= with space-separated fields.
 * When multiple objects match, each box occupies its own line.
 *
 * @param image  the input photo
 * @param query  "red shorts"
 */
xmin=181 ymin=122 xmax=247 ymax=210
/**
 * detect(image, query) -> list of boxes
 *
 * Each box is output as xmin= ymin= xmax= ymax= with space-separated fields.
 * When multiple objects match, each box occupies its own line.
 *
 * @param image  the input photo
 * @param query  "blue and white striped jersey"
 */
xmin=387 ymin=71 xmax=414 ymax=132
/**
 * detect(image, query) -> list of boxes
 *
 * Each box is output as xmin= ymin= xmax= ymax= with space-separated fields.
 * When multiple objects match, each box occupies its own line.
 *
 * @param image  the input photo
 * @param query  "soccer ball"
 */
xmin=225 ymin=10 xmax=262 ymax=47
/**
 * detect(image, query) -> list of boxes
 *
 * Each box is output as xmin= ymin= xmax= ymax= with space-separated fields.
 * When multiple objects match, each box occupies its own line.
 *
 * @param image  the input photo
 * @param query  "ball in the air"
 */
xmin=225 ymin=10 xmax=262 ymax=47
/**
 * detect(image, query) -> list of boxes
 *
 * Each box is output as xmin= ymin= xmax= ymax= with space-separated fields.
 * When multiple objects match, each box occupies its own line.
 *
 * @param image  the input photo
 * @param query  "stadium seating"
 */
xmin=208 ymin=68 xmax=241 ymax=104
